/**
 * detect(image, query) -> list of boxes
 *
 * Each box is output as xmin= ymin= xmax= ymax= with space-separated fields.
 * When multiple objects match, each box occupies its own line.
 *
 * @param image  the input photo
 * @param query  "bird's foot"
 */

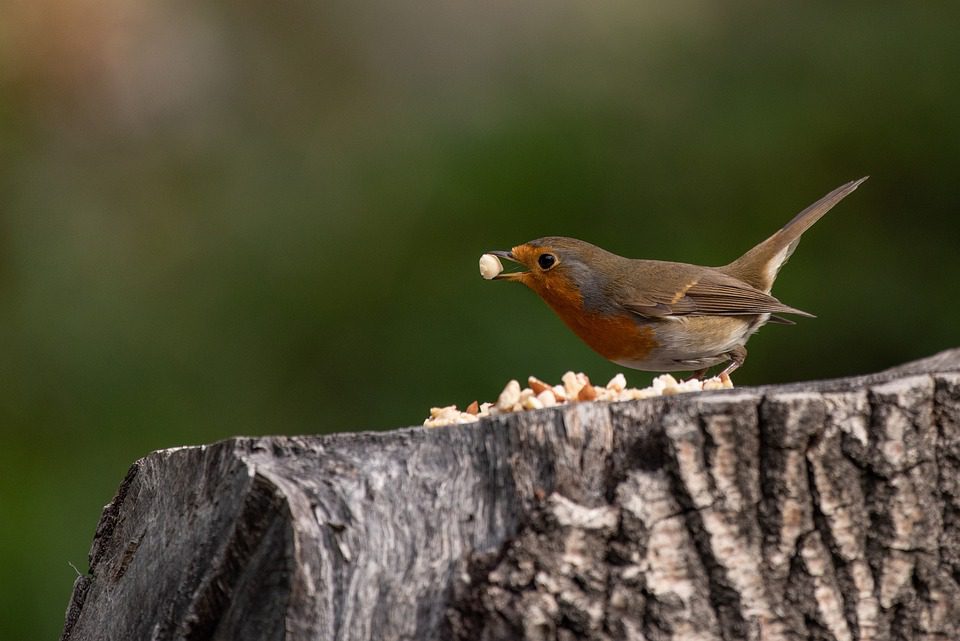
xmin=718 ymin=345 xmax=746 ymax=379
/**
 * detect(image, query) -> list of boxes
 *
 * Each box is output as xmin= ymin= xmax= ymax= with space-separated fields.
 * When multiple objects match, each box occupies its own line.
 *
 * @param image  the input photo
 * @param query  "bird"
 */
xmin=486 ymin=177 xmax=867 ymax=378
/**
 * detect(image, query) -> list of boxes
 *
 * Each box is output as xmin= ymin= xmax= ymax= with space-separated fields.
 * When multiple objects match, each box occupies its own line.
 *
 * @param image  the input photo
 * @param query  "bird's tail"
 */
xmin=720 ymin=177 xmax=868 ymax=293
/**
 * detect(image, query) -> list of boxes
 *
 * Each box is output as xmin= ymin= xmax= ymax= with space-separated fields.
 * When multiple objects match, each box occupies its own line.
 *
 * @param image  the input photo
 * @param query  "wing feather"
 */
xmin=619 ymin=268 xmax=812 ymax=319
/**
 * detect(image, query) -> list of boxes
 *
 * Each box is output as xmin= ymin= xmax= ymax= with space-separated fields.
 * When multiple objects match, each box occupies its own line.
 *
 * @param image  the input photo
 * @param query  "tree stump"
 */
xmin=61 ymin=350 xmax=960 ymax=641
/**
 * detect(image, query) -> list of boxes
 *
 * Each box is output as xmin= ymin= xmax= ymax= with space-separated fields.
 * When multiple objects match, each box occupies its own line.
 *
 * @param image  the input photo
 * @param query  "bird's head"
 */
xmin=488 ymin=237 xmax=615 ymax=308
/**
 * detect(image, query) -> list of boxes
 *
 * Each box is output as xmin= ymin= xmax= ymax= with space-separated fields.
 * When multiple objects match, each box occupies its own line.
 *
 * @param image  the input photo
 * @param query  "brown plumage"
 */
xmin=489 ymin=177 xmax=867 ymax=376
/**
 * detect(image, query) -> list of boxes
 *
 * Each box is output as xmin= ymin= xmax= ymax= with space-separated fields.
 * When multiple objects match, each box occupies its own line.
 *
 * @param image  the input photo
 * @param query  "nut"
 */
xmin=479 ymin=253 xmax=504 ymax=280
xmin=606 ymin=373 xmax=627 ymax=392
xmin=562 ymin=371 xmax=589 ymax=398
xmin=522 ymin=394 xmax=544 ymax=410
xmin=528 ymin=376 xmax=551 ymax=395
xmin=536 ymin=389 xmax=557 ymax=407
xmin=497 ymin=379 xmax=522 ymax=411
xmin=651 ymin=374 xmax=679 ymax=394
xmin=423 ymin=404 xmax=481 ymax=428
xmin=577 ymin=384 xmax=598 ymax=401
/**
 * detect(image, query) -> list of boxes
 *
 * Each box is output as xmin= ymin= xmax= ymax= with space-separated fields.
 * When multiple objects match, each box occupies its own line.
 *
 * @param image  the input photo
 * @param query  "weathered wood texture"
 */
xmin=62 ymin=350 xmax=960 ymax=641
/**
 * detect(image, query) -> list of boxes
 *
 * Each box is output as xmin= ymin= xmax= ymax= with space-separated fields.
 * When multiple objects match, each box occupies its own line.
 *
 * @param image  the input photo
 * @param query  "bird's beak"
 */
xmin=487 ymin=250 xmax=526 ymax=281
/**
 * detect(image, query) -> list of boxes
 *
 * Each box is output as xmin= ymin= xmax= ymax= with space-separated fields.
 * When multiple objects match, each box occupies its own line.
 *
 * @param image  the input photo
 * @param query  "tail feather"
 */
xmin=721 ymin=177 xmax=868 ymax=292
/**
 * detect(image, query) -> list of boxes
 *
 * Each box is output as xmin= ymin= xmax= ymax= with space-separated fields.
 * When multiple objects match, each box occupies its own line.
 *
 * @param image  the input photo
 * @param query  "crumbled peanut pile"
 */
xmin=423 ymin=371 xmax=732 ymax=428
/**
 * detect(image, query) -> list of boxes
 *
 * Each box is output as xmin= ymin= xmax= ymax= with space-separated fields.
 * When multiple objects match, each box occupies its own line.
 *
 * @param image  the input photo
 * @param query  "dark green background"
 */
xmin=2 ymin=2 xmax=958 ymax=637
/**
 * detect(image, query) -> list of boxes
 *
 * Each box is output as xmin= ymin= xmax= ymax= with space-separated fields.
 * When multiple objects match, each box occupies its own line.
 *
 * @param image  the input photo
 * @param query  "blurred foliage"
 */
xmin=2 ymin=1 xmax=960 ymax=637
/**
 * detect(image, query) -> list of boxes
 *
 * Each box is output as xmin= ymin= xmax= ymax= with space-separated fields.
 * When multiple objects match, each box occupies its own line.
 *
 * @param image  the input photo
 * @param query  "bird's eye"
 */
xmin=537 ymin=253 xmax=557 ymax=270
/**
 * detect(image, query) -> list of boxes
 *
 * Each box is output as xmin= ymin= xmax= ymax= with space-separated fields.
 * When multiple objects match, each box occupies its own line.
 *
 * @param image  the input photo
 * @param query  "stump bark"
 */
xmin=61 ymin=350 xmax=960 ymax=641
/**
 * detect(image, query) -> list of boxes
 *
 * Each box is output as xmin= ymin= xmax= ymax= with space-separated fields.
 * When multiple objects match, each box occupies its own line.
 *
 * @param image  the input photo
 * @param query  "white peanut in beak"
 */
xmin=479 ymin=253 xmax=503 ymax=280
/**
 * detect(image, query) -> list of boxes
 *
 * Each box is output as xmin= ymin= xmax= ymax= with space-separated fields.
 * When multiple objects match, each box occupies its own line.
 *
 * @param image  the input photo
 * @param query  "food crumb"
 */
xmin=479 ymin=253 xmax=503 ymax=280
xmin=423 ymin=371 xmax=733 ymax=427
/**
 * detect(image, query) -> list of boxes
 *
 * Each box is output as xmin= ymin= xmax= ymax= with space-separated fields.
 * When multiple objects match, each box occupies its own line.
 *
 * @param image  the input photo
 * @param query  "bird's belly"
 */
xmin=614 ymin=314 xmax=768 ymax=371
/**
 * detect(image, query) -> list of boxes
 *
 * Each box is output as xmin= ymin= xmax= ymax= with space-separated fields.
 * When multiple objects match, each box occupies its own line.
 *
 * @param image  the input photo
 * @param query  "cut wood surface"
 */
xmin=61 ymin=350 xmax=960 ymax=641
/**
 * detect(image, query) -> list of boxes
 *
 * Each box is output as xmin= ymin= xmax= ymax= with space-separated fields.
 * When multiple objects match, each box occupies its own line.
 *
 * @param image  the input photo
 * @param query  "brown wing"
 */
xmin=616 ymin=264 xmax=813 ymax=319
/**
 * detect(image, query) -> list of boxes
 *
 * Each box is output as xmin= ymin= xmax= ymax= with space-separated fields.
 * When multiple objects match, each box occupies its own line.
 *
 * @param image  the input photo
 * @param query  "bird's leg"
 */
xmin=719 ymin=345 xmax=747 ymax=379
xmin=686 ymin=345 xmax=746 ymax=383
xmin=688 ymin=367 xmax=709 ymax=381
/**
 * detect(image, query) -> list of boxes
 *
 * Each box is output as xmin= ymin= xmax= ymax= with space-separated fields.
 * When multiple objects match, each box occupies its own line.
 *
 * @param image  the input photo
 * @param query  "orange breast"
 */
xmin=524 ymin=274 xmax=658 ymax=363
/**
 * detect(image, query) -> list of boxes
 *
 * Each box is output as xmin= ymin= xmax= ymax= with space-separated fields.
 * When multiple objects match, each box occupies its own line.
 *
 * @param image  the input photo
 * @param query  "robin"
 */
xmin=486 ymin=177 xmax=867 ymax=378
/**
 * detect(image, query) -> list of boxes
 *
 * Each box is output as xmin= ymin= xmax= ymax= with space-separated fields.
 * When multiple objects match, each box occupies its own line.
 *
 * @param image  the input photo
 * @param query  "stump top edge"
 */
xmin=136 ymin=347 xmax=959 ymax=464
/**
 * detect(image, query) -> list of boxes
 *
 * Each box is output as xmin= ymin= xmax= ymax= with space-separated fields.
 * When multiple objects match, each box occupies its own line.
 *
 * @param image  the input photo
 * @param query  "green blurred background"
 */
xmin=2 ymin=1 xmax=959 ymax=637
